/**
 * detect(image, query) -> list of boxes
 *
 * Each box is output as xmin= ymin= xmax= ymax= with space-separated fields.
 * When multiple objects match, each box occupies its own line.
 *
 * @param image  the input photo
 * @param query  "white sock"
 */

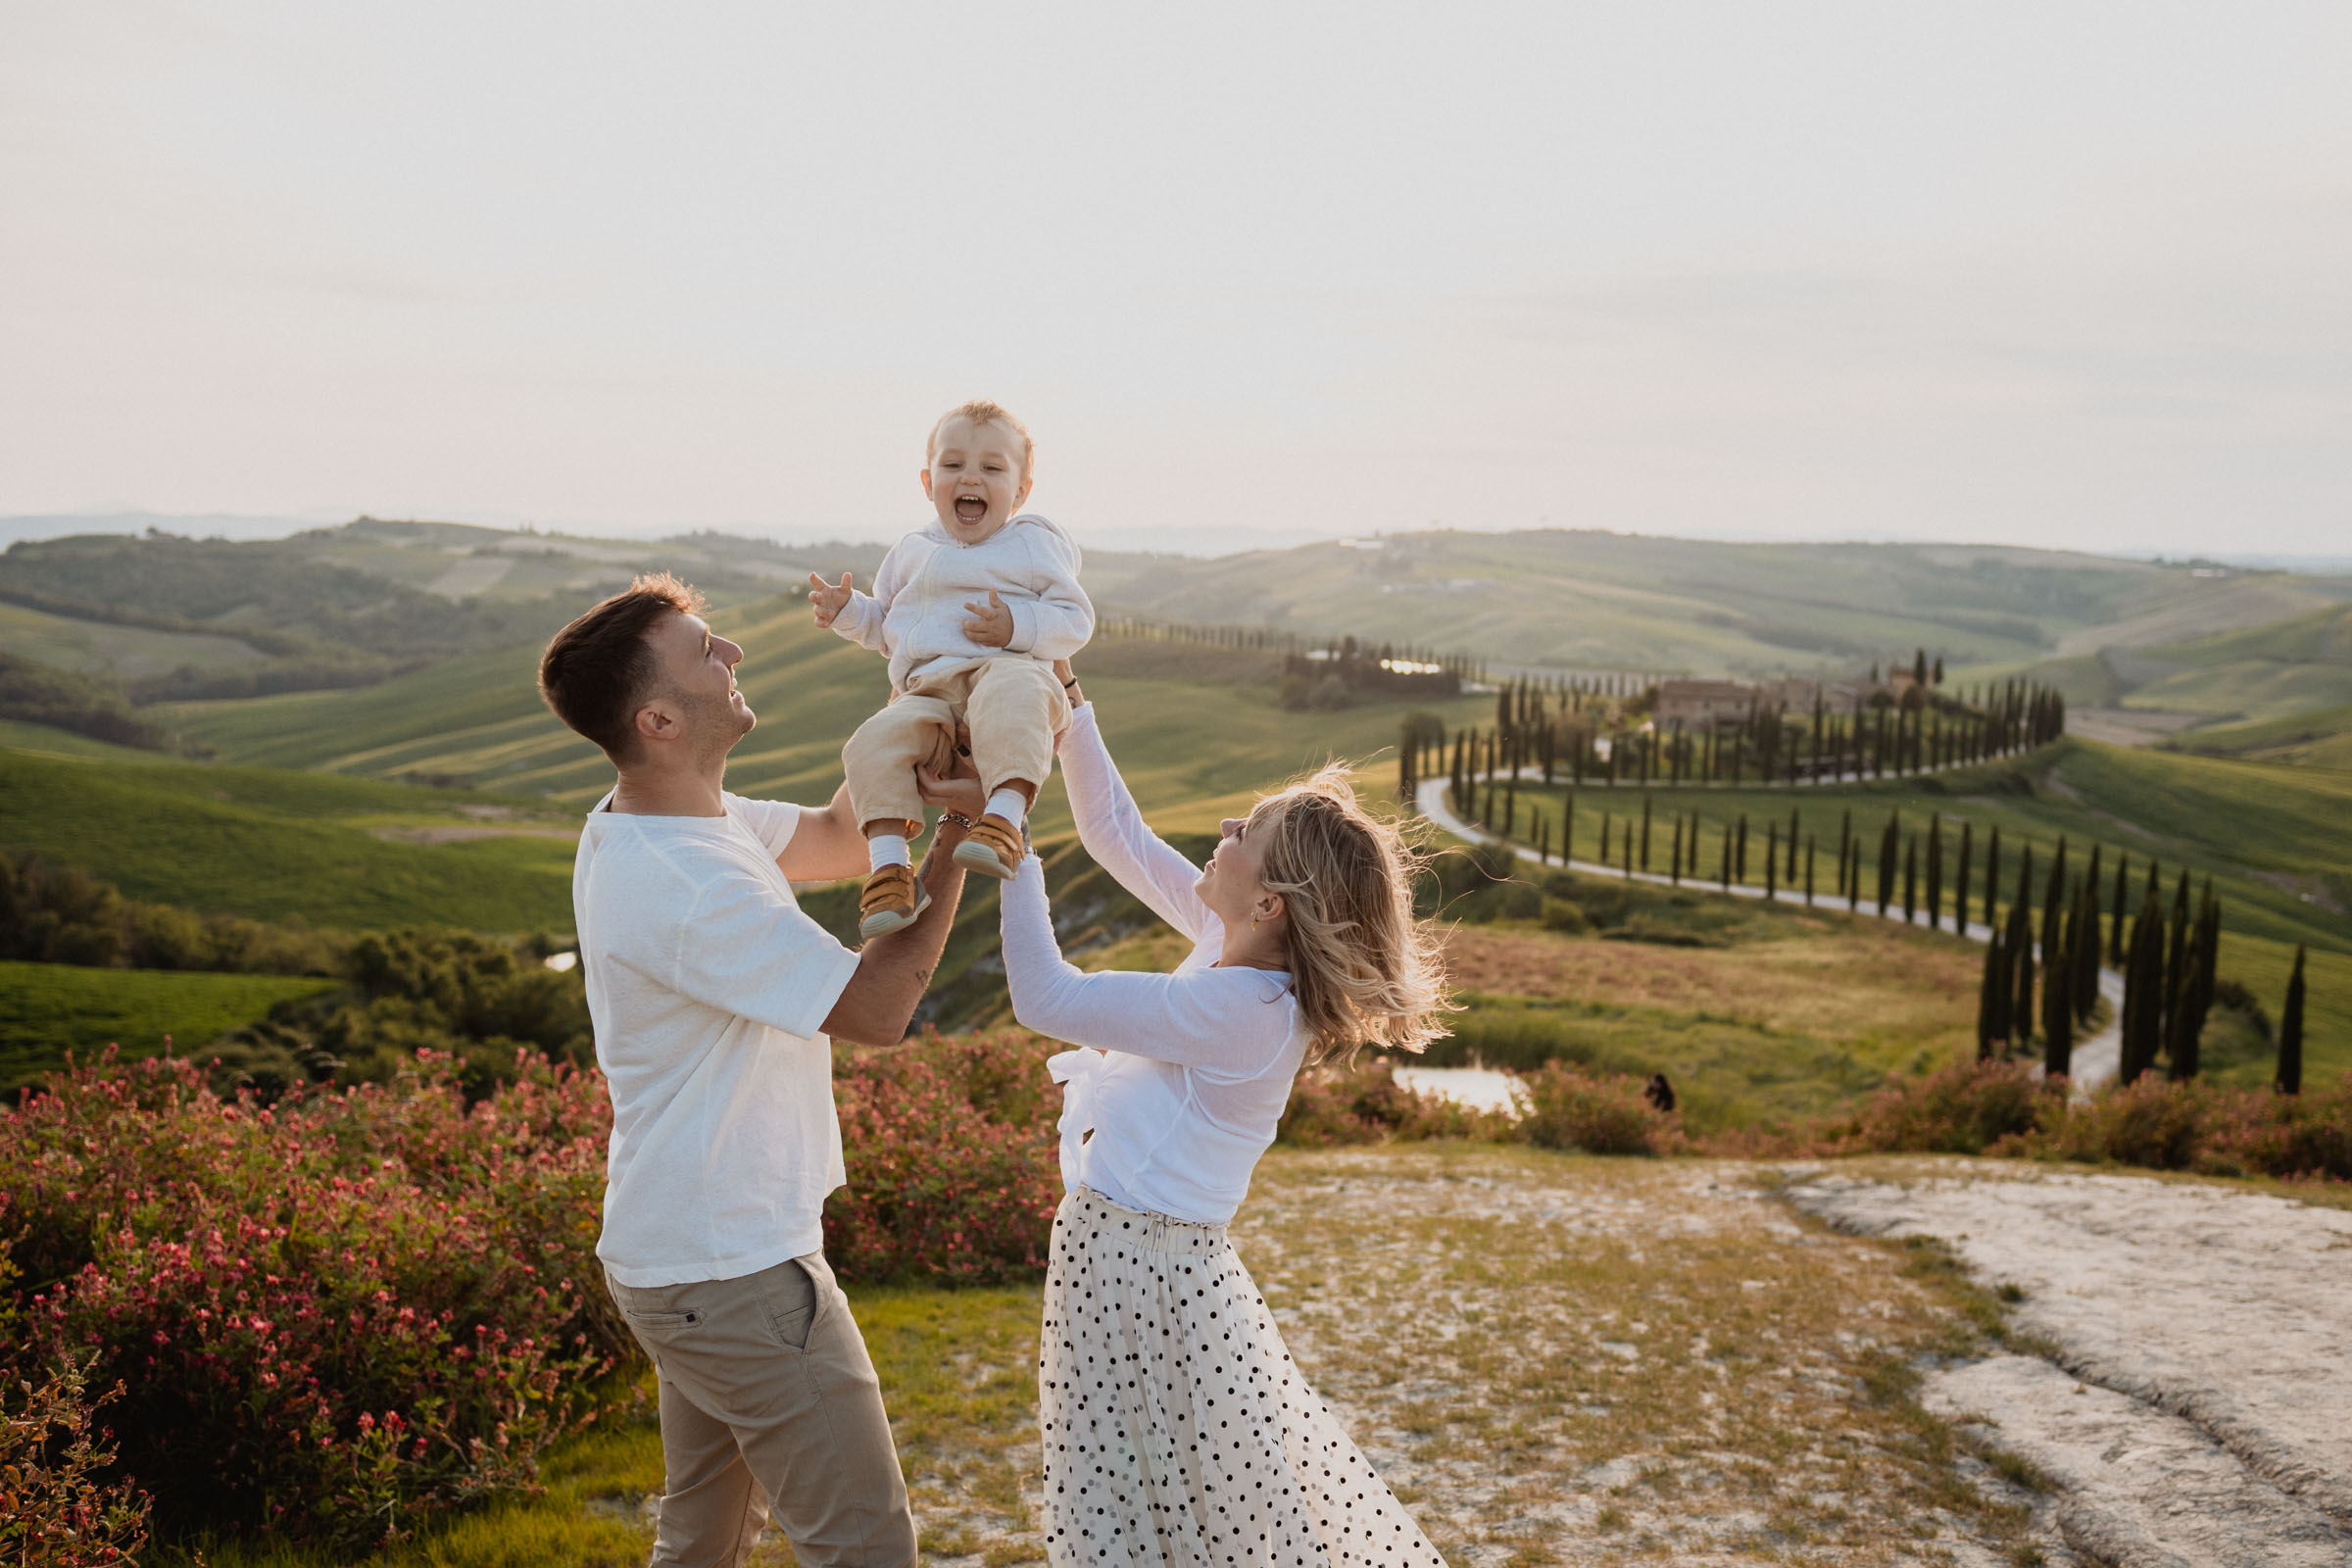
xmin=867 ymin=834 xmax=910 ymax=871
xmin=985 ymin=788 xmax=1029 ymax=826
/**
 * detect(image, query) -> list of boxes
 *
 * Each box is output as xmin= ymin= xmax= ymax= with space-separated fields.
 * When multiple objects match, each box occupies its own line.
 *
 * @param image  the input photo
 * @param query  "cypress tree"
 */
xmin=2277 ymin=945 xmax=2306 ymax=1096
xmin=1877 ymin=811 xmax=1899 ymax=915
xmin=1640 ymin=792 xmax=1652 ymax=873
xmin=2110 ymin=852 xmax=2130 ymax=966
xmin=1504 ymin=772 xmax=1517 ymax=838
xmin=1624 ymin=812 xmax=1636 ymax=878
xmin=1670 ymin=814 xmax=1683 ymax=886
xmin=1719 ymin=821 xmax=1733 ymax=889
xmin=1786 ymin=806 xmax=1800 ymax=880
xmin=1600 ymin=812 xmax=1611 ymax=868
xmin=2164 ymin=870 xmax=2191 ymax=1050
xmin=2083 ymin=843 xmax=2104 ymax=947
xmin=1805 ymin=835 xmax=1816 ymax=906
xmin=1983 ymin=825 xmax=2002 ymax=932
xmin=2041 ymin=839 xmax=2068 ymax=976
xmin=1737 ymin=813 xmax=1749 ymax=883
xmin=1766 ymin=823 xmax=1780 ymax=901
xmin=2007 ymin=900 xmax=2035 ymax=1051
xmin=1955 ymin=820 xmax=1974 ymax=934
xmin=2042 ymin=931 xmax=2074 ymax=1078
xmin=2121 ymin=889 xmax=2164 ymax=1083
xmin=1838 ymin=808 xmax=1852 ymax=898
xmin=1564 ymin=793 xmax=1576 ymax=864
xmin=2013 ymin=844 xmax=2034 ymax=934
xmin=1926 ymin=814 xmax=1943 ymax=929
xmin=2073 ymin=882 xmax=2101 ymax=1023
xmin=1979 ymin=931 xmax=2007 ymax=1059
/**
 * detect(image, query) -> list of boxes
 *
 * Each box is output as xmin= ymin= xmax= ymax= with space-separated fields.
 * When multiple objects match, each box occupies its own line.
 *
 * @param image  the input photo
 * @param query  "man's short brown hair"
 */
xmin=538 ymin=572 xmax=707 ymax=760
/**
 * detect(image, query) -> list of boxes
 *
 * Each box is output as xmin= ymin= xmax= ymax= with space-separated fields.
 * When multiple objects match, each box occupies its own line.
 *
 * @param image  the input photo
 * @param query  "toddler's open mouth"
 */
xmin=954 ymin=497 xmax=987 ymax=524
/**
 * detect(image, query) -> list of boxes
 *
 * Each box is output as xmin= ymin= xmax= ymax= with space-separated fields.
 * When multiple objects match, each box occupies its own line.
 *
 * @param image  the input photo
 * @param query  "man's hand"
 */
xmin=961 ymin=589 xmax=1013 ymax=648
xmin=808 ymin=571 xmax=855 ymax=628
xmin=916 ymin=720 xmax=986 ymax=819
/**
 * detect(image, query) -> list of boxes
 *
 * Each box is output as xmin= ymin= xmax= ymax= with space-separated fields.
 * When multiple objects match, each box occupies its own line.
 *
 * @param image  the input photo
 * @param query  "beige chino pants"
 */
xmin=605 ymin=1251 xmax=916 ymax=1568
xmin=842 ymin=655 xmax=1070 ymax=835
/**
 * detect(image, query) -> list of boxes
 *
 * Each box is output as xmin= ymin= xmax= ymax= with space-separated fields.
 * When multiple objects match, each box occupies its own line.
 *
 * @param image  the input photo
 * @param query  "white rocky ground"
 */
xmin=1788 ymin=1164 xmax=2352 ymax=1567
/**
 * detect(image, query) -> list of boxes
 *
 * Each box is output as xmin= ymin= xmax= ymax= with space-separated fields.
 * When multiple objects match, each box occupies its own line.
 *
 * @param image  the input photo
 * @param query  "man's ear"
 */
xmin=633 ymin=696 xmax=680 ymax=749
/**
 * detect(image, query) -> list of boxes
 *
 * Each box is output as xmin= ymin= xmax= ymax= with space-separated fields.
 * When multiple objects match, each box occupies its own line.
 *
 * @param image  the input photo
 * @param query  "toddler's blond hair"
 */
xmin=926 ymin=399 xmax=1034 ymax=481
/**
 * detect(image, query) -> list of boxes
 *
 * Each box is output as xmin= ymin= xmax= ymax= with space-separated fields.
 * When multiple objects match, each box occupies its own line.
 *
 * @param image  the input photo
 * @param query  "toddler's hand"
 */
xmin=808 ymin=571 xmax=854 ymax=627
xmin=962 ymin=589 xmax=1014 ymax=648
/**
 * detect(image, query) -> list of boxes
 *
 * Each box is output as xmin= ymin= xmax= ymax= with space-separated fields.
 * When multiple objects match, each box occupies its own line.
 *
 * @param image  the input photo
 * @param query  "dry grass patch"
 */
xmin=1233 ymin=1144 xmax=2046 ymax=1565
xmin=1444 ymin=922 xmax=1981 ymax=1059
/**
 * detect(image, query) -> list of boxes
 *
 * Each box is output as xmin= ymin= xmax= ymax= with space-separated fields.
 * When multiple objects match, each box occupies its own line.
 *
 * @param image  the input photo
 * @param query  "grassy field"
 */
xmin=1437 ymin=908 xmax=1984 ymax=1129
xmin=0 ymin=960 xmax=337 ymax=1090
xmin=1489 ymin=738 xmax=2350 ymax=1081
xmin=0 ymin=747 xmax=579 ymax=930
xmin=169 ymin=603 xmax=1493 ymax=824
xmin=2165 ymin=703 xmax=2352 ymax=770
xmin=0 ymin=599 xmax=271 ymax=679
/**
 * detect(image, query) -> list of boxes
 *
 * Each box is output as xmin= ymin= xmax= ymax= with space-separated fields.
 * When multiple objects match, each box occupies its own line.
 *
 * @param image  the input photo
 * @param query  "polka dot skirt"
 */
xmin=1039 ymin=1185 xmax=1447 ymax=1567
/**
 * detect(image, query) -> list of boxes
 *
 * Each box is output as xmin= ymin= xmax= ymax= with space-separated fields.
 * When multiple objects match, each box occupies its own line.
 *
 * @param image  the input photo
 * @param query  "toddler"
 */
xmin=809 ymin=399 xmax=1093 ymax=937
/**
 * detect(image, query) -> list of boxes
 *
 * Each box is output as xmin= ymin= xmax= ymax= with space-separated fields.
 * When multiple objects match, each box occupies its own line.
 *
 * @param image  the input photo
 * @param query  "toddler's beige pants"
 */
xmin=843 ymin=655 xmax=1070 ymax=833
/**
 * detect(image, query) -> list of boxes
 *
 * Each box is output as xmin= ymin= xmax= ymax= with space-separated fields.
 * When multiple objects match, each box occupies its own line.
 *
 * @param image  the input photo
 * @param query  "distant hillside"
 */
xmin=0 ymin=518 xmax=890 ymax=701
xmin=1082 ymin=529 xmax=2352 ymax=680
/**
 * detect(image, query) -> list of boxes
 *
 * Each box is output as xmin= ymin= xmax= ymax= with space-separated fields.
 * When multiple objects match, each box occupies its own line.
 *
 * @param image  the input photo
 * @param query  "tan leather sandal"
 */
xmin=858 ymin=862 xmax=930 ymax=938
xmin=950 ymin=813 xmax=1025 ymax=879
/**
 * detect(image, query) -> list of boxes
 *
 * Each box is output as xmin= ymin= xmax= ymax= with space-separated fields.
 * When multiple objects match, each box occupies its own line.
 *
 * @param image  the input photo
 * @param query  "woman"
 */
xmin=1000 ymin=659 xmax=1450 ymax=1566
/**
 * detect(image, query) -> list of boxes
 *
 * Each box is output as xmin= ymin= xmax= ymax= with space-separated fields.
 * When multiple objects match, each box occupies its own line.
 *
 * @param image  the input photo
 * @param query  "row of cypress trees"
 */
xmin=1416 ymin=754 xmax=2319 ymax=1097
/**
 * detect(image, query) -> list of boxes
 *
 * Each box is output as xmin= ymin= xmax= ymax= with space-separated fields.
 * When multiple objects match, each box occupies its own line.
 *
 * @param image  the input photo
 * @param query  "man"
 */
xmin=538 ymin=572 xmax=968 ymax=1568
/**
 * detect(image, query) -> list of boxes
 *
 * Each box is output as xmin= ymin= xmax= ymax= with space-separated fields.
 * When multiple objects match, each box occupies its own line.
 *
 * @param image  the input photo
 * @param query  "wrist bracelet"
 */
xmin=938 ymin=809 xmax=974 ymax=828
xmin=1060 ymin=676 xmax=1078 ymax=689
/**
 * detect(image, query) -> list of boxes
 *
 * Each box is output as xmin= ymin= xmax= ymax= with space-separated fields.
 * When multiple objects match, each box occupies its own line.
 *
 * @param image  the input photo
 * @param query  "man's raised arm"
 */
xmin=776 ymin=779 xmax=870 ymax=884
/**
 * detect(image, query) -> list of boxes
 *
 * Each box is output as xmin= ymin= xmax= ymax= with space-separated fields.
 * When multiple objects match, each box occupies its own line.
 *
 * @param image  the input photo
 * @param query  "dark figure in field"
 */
xmin=1644 ymin=1072 xmax=1677 ymax=1113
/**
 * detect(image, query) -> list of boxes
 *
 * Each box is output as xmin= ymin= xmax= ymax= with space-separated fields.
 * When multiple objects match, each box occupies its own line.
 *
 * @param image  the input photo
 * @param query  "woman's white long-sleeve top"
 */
xmin=999 ymin=704 xmax=1304 ymax=1226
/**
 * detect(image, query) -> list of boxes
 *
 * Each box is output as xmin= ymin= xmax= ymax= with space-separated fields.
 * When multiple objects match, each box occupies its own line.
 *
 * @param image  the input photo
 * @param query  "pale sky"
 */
xmin=3 ymin=2 xmax=2347 ymax=554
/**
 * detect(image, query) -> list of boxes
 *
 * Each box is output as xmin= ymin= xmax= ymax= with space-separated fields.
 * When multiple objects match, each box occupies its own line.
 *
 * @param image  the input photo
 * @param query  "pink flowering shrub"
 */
xmin=1839 ymin=1059 xmax=2060 ymax=1156
xmin=1518 ymin=1062 xmax=1677 ymax=1155
xmin=0 ymin=1050 xmax=620 ymax=1548
xmin=0 ymin=1356 xmax=152 ymax=1567
xmin=825 ymin=1030 xmax=1063 ymax=1284
xmin=1996 ymin=1071 xmax=2352 ymax=1180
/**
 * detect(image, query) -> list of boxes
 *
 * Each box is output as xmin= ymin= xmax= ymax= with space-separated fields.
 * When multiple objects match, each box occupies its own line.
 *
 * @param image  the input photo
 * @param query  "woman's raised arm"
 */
xmin=1054 ymin=666 xmax=1214 ymax=943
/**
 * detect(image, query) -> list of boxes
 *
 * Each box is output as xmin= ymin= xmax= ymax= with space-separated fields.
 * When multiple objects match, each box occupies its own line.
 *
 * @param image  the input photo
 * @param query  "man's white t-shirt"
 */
xmin=573 ymin=790 xmax=860 ymax=1288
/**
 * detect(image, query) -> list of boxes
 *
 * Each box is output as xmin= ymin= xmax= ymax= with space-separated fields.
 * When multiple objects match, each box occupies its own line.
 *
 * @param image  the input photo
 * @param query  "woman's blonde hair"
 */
xmin=1249 ymin=763 xmax=1454 ymax=1067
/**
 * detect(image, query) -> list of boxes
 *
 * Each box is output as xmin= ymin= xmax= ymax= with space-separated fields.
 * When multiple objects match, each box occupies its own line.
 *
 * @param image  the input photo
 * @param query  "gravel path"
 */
xmin=1788 ymin=1164 xmax=2352 ymax=1566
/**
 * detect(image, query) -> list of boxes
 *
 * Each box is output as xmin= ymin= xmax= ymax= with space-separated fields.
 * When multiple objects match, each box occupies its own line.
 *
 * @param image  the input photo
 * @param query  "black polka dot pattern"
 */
xmin=1038 ymin=1185 xmax=1447 ymax=1566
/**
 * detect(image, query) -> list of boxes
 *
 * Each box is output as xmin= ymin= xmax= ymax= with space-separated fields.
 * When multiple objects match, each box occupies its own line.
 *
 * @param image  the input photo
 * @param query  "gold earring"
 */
xmin=1250 ymin=914 xmax=1259 ymax=930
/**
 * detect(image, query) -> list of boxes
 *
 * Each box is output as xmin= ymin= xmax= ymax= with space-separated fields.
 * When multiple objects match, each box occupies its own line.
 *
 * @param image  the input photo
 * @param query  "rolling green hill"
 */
xmin=0 ymin=961 xmax=338 ymax=1091
xmin=0 ymin=750 xmax=579 ymax=931
xmin=169 ymin=599 xmax=1496 ymax=836
xmin=1958 ymin=601 xmax=2352 ymax=754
